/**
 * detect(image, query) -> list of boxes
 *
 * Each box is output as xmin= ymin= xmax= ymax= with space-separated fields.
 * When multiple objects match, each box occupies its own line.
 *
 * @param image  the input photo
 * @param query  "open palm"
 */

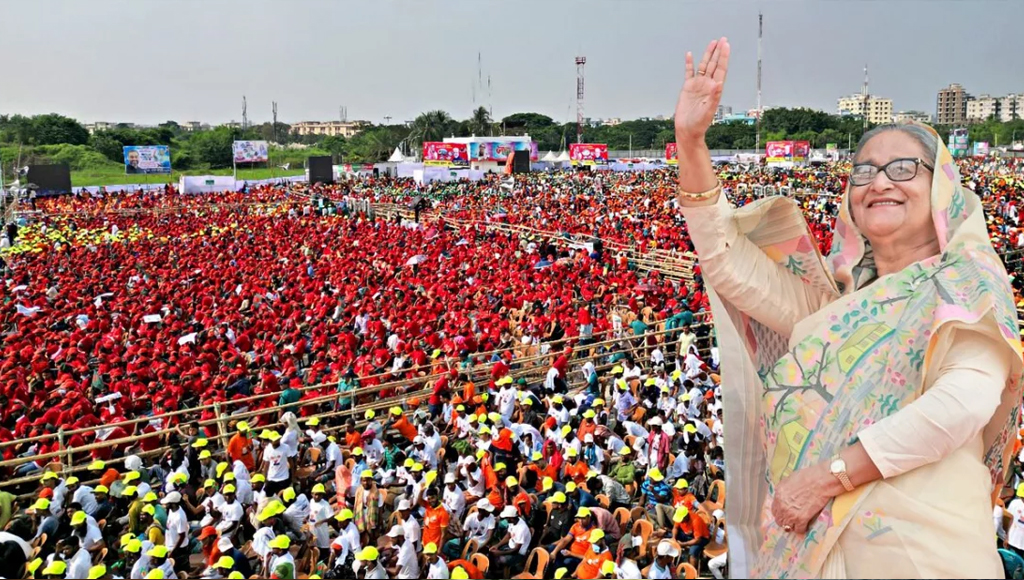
xmin=675 ymin=37 xmax=731 ymax=142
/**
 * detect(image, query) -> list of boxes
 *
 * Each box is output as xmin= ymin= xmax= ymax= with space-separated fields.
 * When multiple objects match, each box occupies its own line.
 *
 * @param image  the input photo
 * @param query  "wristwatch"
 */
xmin=829 ymin=454 xmax=855 ymax=492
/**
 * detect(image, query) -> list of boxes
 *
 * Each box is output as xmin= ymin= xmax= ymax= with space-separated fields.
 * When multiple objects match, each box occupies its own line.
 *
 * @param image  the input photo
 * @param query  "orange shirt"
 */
xmin=486 ymin=488 xmax=505 ymax=511
xmin=568 ymin=522 xmax=595 ymax=557
xmin=227 ymin=433 xmax=255 ymax=471
xmin=672 ymin=490 xmax=697 ymax=509
xmin=510 ymin=490 xmax=532 ymax=517
xmin=577 ymin=420 xmax=597 ymax=442
xmin=421 ymin=504 xmax=451 ymax=548
xmin=462 ymin=382 xmax=476 ymax=403
xmin=344 ymin=431 xmax=362 ymax=449
xmin=99 ymin=468 xmax=120 ymax=488
xmin=575 ymin=547 xmax=613 ymax=580
xmin=391 ymin=415 xmax=418 ymax=441
xmin=564 ymin=460 xmax=589 ymax=485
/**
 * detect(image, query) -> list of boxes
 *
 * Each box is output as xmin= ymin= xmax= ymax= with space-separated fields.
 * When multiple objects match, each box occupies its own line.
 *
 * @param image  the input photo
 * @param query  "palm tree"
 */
xmin=469 ymin=106 xmax=493 ymax=136
xmin=410 ymin=110 xmax=454 ymax=144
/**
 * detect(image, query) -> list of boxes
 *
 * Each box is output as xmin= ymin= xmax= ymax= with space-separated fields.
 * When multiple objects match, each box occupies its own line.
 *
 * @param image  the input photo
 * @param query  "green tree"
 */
xmin=468 ymin=106 xmax=494 ymax=136
xmin=31 ymin=114 xmax=90 ymax=146
xmin=410 ymin=110 xmax=454 ymax=144
xmin=188 ymin=127 xmax=236 ymax=168
xmin=501 ymin=113 xmax=555 ymax=132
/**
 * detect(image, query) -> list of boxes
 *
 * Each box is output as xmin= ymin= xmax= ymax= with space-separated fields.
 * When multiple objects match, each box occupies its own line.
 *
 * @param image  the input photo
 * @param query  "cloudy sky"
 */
xmin=2 ymin=0 xmax=1020 ymax=125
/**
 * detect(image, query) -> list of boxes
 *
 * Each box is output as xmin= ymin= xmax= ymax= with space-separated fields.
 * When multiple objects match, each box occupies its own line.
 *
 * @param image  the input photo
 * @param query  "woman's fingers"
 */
xmin=705 ymin=37 xmax=724 ymax=78
xmin=711 ymin=39 xmax=731 ymax=84
xmin=685 ymin=51 xmax=694 ymax=80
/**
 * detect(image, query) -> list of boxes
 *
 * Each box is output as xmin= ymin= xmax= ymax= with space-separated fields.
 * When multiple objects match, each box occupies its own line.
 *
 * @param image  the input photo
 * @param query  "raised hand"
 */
xmin=674 ymin=37 xmax=731 ymax=143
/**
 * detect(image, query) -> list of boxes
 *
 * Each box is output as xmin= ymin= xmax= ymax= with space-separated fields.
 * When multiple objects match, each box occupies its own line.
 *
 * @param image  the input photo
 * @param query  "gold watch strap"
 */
xmin=677 ymin=181 xmax=722 ymax=201
xmin=833 ymin=455 xmax=855 ymax=492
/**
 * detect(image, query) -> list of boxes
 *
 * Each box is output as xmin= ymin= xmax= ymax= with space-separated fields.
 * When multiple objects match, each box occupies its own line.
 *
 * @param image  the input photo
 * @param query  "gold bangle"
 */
xmin=677 ymin=182 xmax=722 ymax=201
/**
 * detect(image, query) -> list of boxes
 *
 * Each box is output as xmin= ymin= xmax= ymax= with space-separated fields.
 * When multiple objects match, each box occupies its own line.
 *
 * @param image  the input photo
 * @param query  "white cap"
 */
xmin=476 ymin=499 xmax=494 ymax=512
xmin=500 ymin=506 xmax=519 ymax=518
xmin=413 ymin=436 xmax=424 ymax=444
xmin=648 ymin=417 xmax=663 ymax=426
xmin=160 ymin=491 xmax=182 ymax=505
xmin=386 ymin=524 xmax=405 ymax=538
xmin=656 ymin=541 xmax=680 ymax=557
xmin=631 ymin=536 xmax=644 ymax=548
xmin=217 ymin=536 xmax=234 ymax=552
xmin=712 ymin=509 xmax=725 ymax=520
xmin=396 ymin=499 xmax=412 ymax=511
xmin=584 ymin=434 xmax=595 ymax=443
xmin=444 ymin=473 xmax=457 ymax=484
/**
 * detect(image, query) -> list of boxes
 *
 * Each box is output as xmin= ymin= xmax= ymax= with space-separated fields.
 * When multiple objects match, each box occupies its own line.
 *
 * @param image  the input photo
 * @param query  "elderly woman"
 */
xmin=674 ymin=38 xmax=1023 ymax=578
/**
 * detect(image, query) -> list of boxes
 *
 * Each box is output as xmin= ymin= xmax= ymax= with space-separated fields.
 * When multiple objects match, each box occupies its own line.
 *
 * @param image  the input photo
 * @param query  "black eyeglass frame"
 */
xmin=849 ymin=157 xmax=934 ymax=186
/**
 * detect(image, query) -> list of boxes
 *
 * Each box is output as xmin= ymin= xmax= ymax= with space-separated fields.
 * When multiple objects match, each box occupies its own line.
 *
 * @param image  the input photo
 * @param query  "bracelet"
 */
xmin=677 ymin=181 xmax=722 ymax=201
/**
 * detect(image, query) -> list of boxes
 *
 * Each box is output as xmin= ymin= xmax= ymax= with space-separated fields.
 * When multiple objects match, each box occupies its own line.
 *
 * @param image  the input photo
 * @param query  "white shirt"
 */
xmin=308 ymin=498 xmax=334 ymax=549
xmin=331 ymin=521 xmax=362 ymax=564
xmin=648 ymin=562 xmax=673 ymax=579
xmin=497 ymin=386 xmax=517 ymax=419
xmin=402 ymin=515 xmax=422 ymax=545
xmin=464 ymin=512 xmax=495 ymax=545
xmin=79 ymin=521 xmax=103 ymax=550
xmin=1008 ymin=498 xmax=1024 ymax=550
xmin=73 ymin=486 xmax=99 ymax=516
xmin=507 ymin=518 xmax=532 ymax=556
xmin=463 ymin=466 xmax=485 ymax=496
xmin=269 ymin=552 xmax=295 ymax=577
xmin=67 ymin=548 xmax=92 ymax=580
xmin=325 ymin=441 xmax=344 ymax=470
xmin=618 ymin=558 xmax=642 ymax=580
xmin=262 ymin=444 xmax=290 ymax=482
xmin=217 ymin=500 xmax=244 ymax=535
xmin=252 ymin=527 xmax=275 ymax=559
xmin=427 ymin=556 xmax=450 ymax=579
xmin=395 ymin=539 xmax=420 ymax=579
xmin=165 ymin=506 xmax=189 ymax=551
xmin=443 ymin=485 xmax=466 ymax=522
xmin=280 ymin=429 xmax=300 ymax=458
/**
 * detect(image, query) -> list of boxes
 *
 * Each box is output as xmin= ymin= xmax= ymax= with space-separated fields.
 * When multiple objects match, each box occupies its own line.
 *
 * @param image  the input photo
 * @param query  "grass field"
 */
xmin=71 ymin=166 xmax=306 ymax=187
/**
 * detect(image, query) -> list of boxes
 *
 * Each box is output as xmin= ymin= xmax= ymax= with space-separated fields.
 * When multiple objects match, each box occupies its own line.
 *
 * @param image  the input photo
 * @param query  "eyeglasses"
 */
xmin=849 ymin=158 xmax=933 ymax=186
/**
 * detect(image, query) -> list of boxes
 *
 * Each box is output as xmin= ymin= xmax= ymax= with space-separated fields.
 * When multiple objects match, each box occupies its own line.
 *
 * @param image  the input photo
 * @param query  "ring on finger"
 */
xmin=783 ymin=524 xmax=793 ymax=532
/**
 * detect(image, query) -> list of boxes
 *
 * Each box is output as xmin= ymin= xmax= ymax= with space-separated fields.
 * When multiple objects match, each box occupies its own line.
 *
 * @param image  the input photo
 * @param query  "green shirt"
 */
xmin=609 ymin=462 xmax=637 ymax=487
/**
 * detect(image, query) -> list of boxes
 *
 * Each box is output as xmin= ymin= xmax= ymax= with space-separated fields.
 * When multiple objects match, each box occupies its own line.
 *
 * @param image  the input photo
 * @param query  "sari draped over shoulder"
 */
xmin=704 ymin=122 xmax=1024 ymax=578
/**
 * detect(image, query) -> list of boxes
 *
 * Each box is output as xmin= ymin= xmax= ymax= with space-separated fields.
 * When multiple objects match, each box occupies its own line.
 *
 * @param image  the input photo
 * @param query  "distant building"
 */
xmin=936 ymin=83 xmax=969 ymax=125
xmin=893 ymin=110 xmax=932 ymax=124
xmin=602 ymin=118 xmax=622 ymax=126
xmin=291 ymin=120 xmax=368 ymax=137
xmin=180 ymin=121 xmax=209 ymax=132
xmin=83 ymin=121 xmax=118 ymax=134
xmin=718 ymin=114 xmax=756 ymax=125
xmin=714 ymin=106 xmax=733 ymax=123
xmin=221 ymin=121 xmax=242 ymax=129
xmin=966 ymin=95 xmax=1000 ymax=122
xmin=999 ymin=94 xmax=1024 ymax=122
xmin=837 ymin=94 xmax=893 ymax=124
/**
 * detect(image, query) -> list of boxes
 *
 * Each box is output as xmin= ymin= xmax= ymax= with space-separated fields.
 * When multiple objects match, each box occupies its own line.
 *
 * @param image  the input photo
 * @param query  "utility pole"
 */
xmin=576 ymin=56 xmax=587 ymax=144
xmin=755 ymin=11 xmax=763 ymax=155
xmin=242 ymin=96 xmax=248 ymax=131
xmin=384 ymin=116 xmax=392 ymax=126
xmin=272 ymin=101 xmax=278 ymax=142
xmin=862 ymin=64 xmax=870 ymax=131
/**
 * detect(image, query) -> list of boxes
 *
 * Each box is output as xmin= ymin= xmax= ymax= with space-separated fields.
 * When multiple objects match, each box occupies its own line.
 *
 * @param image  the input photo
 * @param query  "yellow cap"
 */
xmin=423 ymin=542 xmax=438 ymax=554
xmin=26 ymin=558 xmax=43 ymax=574
xmin=566 ymin=482 xmax=577 ymax=493
xmin=390 ymin=406 xmax=403 ymax=416
xmin=269 ymin=535 xmax=291 ymax=550
xmin=425 ymin=470 xmax=438 ymax=485
xmin=590 ymin=528 xmax=605 ymax=542
xmin=307 ymin=417 xmax=321 ymax=426
xmin=88 ymin=460 xmax=106 ymax=470
xmin=124 ymin=471 xmax=141 ymax=483
xmin=223 ymin=484 xmax=236 ymax=494
xmin=88 ymin=564 xmax=107 ymax=579
xmin=198 ymin=450 xmax=212 ymax=459
xmin=671 ymin=369 xmax=683 ymax=380
xmin=554 ymin=567 xmax=569 ymax=579
xmin=356 ymin=546 xmax=380 ymax=561
xmin=505 ymin=476 xmax=518 ymax=487
xmin=146 ymin=569 xmax=165 ymax=579
xmin=352 ymin=447 xmax=364 ymax=456
xmin=616 ymin=378 xmax=628 ymax=390
xmin=142 ymin=505 xmax=156 ymax=516
xmin=552 ymin=395 xmax=564 ymax=404
xmin=71 ymin=511 xmax=87 ymax=526
xmin=673 ymin=506 xmax=690 ymax=523
xmin=312 ymin=483 xmax=326 ymax=495
xmin=237 ymin=421 xmax=250 ymax=432
xmin=365 ymin=410 xmax=376 ymax=420
xmin=619 ymin=446 xmax=632 ymax=456
xmin=601 ymin=559 xmax=617 ymax=575
xmin=42 ymin=560 xmax=67 ymax=576
xmin=282 ymin=487 xmax=296 ymax=502
xmin=228 ymin=573 xmax=245 ymax=580
xmin=475 ymin=449 xmax=486 ymax=460
xmin=120 ymin=533 xmax=134 ymax=547
xmin=645 ymin=378 xmax=657 ymax=386
xmin=593 ymin=398 xmax=605 ymax=406
xmin=550 ymin=491 xmax=567 ymax=503
xmin=412 ymin=463 xmax=424 ymax=472
xmin=451 ymin=566 xmax=470 ymax=579
xmin=467 ymin=414 xmax=478 ymax=424
xmin=531 ymin=451 xmax=543 ymax=461
xmin=258 ymin=500 xmax=285 ymax=521
xmin=1017 ymin=483 xmax=1024 ymax=498
xmin=191 ymin=438 xmax=209 ymax=448
xmin=478 ymin=426 xmax=491 ymax=435
xmin=674 ymin=478 xmax=689 ymax=490
xmin=147 ymin=545 xmax=169 ymax=558
xmin=576 ymin=507 xmax=591 ymax=518
xmin=214 ymin=556 xmax=236 ymax=569
xmin=65 ymin=476 xmax=80 ymax=486
xmin=31 ymin=498 xmax=51 ymax=511
xmin=216 ymin=462 xmax=230 ymax=478
xmin=542 ymin=476 xmax=554 ymax=491
xmin=336 ymin=508 xmax=354 ymax=521
xmin=223 ymin=473 xmax=235 ymax=482
xmin=566 ymin=447 xmax=578 ymax=457
xmin=251 ymin=474 xmax=266 ymax=483
xmin=403 ymin=458 xmax=415 ymax=468
xmin=684 ymin=424 xmax=698 ymax=433
xmin=611 ymin=365 xmax=624 ymax=375
xmin=124 ymin=539 xmax=143 ymax=553
xmin=648 ymin=468 xmax=664 ymax=482
xmin=583 ymin=410 xmax=596 ymax=419
xmin=204 ymin=478 xmax=217 ymax=488
xmin=40 ymin=472 xmax=59 ymax=482
xmin=122 ymin=485 xmax=138 ymax=497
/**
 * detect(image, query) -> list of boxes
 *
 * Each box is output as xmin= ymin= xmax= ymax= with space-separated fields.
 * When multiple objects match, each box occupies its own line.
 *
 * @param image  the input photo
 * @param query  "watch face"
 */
xmin=830 ymin=459 xmax=845 ymax=473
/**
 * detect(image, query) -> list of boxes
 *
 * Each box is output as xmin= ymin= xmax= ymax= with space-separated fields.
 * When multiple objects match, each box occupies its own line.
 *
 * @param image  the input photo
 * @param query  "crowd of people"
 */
xmin=0 ymin=156 xmax=1021 ymax=578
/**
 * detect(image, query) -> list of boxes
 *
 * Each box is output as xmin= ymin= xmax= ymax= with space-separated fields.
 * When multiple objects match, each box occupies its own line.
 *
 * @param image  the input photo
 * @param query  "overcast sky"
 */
xmin=2 ymin=0 xmax=1020 ymax=126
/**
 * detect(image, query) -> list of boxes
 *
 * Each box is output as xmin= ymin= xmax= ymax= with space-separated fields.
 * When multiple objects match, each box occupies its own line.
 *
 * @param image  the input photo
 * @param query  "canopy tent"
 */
xmin=541 ymin=151 xmax=558 ymax=162
xmin=387 ymin=147 xmax=406 ymax=163
xmin=555 ymin=150 xmax=571 ymax=163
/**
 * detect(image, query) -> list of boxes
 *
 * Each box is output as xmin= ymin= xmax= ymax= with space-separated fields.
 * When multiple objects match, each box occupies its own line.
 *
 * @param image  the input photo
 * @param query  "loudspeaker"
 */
xmin=307 ymin=156 xmax=334 ymax=185
xmin=26 ymin=164 xmax=72 ymax=196
xmin=512 ymin=150 xmax=530 ymax=174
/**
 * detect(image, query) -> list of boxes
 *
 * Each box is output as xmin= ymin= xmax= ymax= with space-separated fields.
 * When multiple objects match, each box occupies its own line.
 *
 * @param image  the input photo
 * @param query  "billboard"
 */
xmin=233 ymin=140 xmax=270 ymax=163
xmin=666 ymin=142 xmax=678 ymax=165
xmin=422 ymin=142 xmax=469 ymax=167
xmin=123 ymin=145 xmax=171 ymax=174
xmin=765 ymin=140 xmax=811 ymax=165
xmin=949 ymin=129 xmax=970 ymax=157
xmin=973 ymin=141 xmax=989 ymax=157
xmin=569 ymin=143 xmax=609 ymax=166
xmin=467 ymin=140 xmax=538 ymax=162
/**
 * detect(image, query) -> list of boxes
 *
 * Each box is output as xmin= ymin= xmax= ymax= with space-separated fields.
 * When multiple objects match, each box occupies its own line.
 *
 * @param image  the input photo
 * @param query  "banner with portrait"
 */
xmin=123 ymin=146 xmax=171 ymax=175
xmin=666 ymin=142 xmax=678 ymax=165
xmin=468 ymin=140 xmax=538 ymax=162
xmin=422 ymin=142 xmax=469 ymax=167
xmin=569 ymin=143 xmax=609 ymax=166
xmin=232 ymin=140 xmax=270 ymax=163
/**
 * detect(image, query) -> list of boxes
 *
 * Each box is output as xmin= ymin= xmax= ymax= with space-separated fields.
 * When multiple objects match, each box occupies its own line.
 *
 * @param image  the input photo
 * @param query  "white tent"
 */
xmin=541 ymin=150 xmax=557 ymax=162
xmin=555 ymin=150 xmax=571 ymax=163
xmin=387 ymin=147 xmax=406 ymax=163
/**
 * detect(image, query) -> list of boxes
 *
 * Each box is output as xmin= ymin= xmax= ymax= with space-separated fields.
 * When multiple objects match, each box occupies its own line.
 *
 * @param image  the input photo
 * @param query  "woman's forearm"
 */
xmin=675 ymin=138 xmax=719 ymax=203
xmin=811 ymin=441 xmax=883 ymax=498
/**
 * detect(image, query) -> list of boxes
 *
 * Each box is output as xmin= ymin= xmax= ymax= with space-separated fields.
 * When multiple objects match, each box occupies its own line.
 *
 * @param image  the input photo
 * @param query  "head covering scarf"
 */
xmin=705 ymin=122 xmax=1023 ymax=578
